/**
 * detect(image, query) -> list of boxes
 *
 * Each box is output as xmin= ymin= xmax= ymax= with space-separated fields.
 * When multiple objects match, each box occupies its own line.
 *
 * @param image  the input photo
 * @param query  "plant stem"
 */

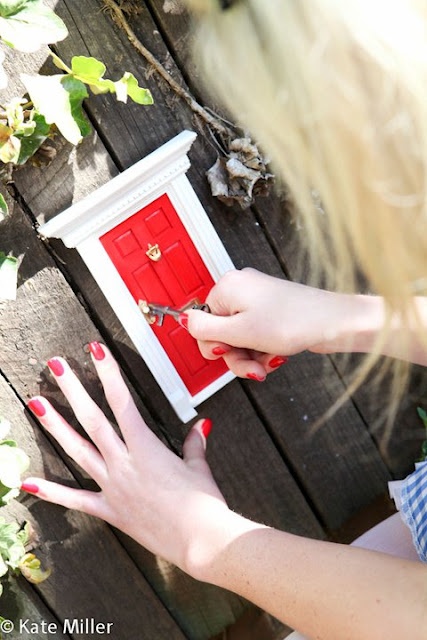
xmin=102 ymin=0 xmax=235 ymax=139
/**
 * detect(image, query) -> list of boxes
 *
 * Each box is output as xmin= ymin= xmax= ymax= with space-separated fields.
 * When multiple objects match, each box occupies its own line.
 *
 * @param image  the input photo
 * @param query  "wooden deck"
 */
xmin=0 ymin=1 xmax=425 ymax=638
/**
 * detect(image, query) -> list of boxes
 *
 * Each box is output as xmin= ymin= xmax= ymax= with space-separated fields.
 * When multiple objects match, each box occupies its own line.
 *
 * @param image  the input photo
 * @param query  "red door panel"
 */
xmin=100 ymin=194 xmax=228 ymax=395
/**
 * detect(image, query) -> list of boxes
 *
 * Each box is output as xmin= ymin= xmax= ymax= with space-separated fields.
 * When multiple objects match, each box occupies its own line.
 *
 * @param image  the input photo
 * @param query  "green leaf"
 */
xmin=0 ymin=0 xmax=68 ymax=52
xmin=0 ymin=122 xmax=13 ymax=143
xmin=417 ymin=406 xmax=427 ymax=427
xmin=0 ymin=194 xmax=7 ymax=219
xmin=115 ymin=72 xmax=153 ymax=105
xmin=50 ymin=50 xmax=71 ymax=74
xmin=0 ymin=252 xmax=17 ymax=301
xmin=19 ymin=552 xmax=51 ymax=584
xmin=16 ymin=112 xmax=50 ymax=164
xmin=21 ymin=73 xmax=84 ymax=145
xmin=70 ymin=55 xmax=115 ymax=95
xmin=0 ymin=134 xmax=20 ymax=163
xmin=16 ymin=521 xmax=30 ymax=546
xmin=69 ymin=55 xmax=153 ymax=104
xmin=0 ymin=2 xmax=30 ymax=15
xmin=61 ymin=75 xmax=91 ymax=138
xmin=0 ymin=518 xmax=25 ymax=570
xmin=0 ymin=442 xmax=29 ymax=489
xmin=0 ymin=555 xmax=7 ymax=577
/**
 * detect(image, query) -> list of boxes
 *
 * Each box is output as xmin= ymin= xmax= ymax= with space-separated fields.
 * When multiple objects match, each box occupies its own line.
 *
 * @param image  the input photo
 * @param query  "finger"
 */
xmin=183 ymin=418 xmax=211 ymax=457
xmin=182 ymin=418 xmax=212 ymax=471
xmin=187 ymin=308 xmax=251 ymax=348
xmin=88 ymin=342 xmax=157 ymax=449
xmin=197 ymin=340 xmax=231 ymax=361
xmin=20 ymin=477 xmax=107 ymax=520
xmin=222 ymin=349 xmax=267 ymax=381
xmin=259 ymin=354 xmax=289 ymax=373
xmin=205 ymin=269 xmax=244 ymax=314
xmin=28 ymin=396 xmax=108 ymax=485
xmin=47 ymin=357 xmax=125 ymax=460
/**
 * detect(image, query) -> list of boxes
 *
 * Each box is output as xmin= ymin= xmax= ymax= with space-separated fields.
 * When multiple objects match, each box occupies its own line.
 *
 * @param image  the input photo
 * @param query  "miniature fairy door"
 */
xmin=39 ymin=131 xmax=235 ymax=422
xmin=100 ymin=193 xmax=228 ymax=396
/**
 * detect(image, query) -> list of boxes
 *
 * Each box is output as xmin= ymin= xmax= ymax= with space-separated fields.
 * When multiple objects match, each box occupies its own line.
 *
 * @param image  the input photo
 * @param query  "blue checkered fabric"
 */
xmin=400 ymin=461 xmax=427 ymax=562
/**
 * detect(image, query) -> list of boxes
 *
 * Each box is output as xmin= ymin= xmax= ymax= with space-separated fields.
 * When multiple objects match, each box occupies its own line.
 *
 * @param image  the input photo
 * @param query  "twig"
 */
xmin=102 ymin=0 xmax=236 ymax=139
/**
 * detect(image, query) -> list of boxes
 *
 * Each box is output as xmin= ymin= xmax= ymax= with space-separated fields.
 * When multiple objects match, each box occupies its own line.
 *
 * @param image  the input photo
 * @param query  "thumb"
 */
xmin=182 ymin=418 xmax=212 ymax=467
xmin=187 ymin=309 xmax=245 ymax=347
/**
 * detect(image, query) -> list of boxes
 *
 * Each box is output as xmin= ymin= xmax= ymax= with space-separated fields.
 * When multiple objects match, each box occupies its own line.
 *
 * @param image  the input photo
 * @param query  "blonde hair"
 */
xmin=184 ymin=0 xmax=427 ymax=418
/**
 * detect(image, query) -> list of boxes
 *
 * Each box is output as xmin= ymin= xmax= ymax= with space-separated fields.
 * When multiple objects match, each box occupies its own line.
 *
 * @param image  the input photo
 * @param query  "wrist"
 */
xmin=184 ymin=504 xmax=267 ymax=585
xmin=310 ymin=293 xmax=385 ymax=355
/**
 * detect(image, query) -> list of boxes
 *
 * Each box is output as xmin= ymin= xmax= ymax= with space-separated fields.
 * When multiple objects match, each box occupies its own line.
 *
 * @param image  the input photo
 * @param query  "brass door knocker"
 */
xmin=146 ymin=243 xmax=162 ymax=262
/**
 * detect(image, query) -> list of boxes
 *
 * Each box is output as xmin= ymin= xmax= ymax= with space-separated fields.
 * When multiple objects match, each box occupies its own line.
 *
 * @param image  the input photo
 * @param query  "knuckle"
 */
xmin=187 ymin=310 xmax=205 ymax=337
xmin=221 ymin=269 xmax=242 ymax=287
xmin=68 ymin=437 xmax=93 ymax=466
xmin=106 ymin=386 xmax=131 ymax=414
xmin=78 ymin=409 xmax=102 ymax=437
xmin=197 ymin=340 xmax=216 ymax=360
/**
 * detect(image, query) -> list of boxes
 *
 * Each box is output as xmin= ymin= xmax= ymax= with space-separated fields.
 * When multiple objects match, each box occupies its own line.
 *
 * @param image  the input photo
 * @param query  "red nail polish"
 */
xmin=178 ymin=314 xmax=189 ymax=330
xmin=201 ymin=418 xmax=212 ymax=438
xmin=246 ymin=373 xmax=266 ymax=382
xmin=212 ymin=346 xmax=228 ymax=356
xmin=21 ymin=482 xmax=40 ymax=495
xmin=268 ymin=356 xmax=288 ymax=369
xmin=28 ymin=398 xmax=46 ymax=417
xmin=47 ymin=357 xmax=65 ymax=377
xmin=89 ymin=341 xmax=105 ymax=361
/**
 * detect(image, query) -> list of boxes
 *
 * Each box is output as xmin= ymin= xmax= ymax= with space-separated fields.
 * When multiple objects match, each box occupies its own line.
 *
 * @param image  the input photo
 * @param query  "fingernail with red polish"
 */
xmin=47 ymin=357 xmax=65 ymax=377
xmin=268 ymin=356 xmax=288 ymax=369
xmin=178 ymin=313 xmax=189 ymax=330
xmin=212 ymin=346 xmax=228 ymax=356
xmin=246 ymin=373 xmax=266 ymax=382
xmin=89 ymin=341 xmax=105 ymax=361
xmin=21 ymin=482 xmax=40 ymax=495
xmin=28 ymin=398 xmax=46 ymax=418
xmin=201 ymin=418 xmax=213 ymax=438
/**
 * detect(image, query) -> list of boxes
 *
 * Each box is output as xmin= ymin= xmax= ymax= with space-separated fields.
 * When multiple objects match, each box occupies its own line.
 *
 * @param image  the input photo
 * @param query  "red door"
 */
xmin=100 ymin=193 xmax=228 ymax=395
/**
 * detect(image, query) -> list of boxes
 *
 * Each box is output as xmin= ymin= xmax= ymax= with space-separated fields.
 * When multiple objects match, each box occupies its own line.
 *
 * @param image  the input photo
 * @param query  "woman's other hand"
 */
xmin=22 ymin=344 xmax=234 ymax=577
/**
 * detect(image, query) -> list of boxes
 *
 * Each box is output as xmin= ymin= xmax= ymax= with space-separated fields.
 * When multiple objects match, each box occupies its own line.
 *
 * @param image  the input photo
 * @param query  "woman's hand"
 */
xmin=186 ymin=268 xmax=383 ymax=380
xmin=22 ymin=343 xmax=232 ymax=576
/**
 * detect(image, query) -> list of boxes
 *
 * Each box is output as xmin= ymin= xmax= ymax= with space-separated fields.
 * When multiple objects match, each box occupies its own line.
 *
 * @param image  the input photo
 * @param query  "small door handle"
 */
xmin=146 ymin=243 xmax=162 ymax=262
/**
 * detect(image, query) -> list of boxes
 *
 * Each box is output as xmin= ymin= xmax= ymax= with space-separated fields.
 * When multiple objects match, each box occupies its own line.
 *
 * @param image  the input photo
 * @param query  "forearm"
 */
xmin=310 ymin=294 xmax=427 ymax=365
xmin=193 ymin=512 xmax=427 ymax=640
